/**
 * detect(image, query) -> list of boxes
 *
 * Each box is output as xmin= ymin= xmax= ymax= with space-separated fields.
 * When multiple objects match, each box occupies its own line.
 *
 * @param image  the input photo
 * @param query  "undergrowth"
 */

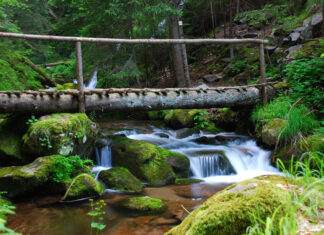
xmin=252 ymin=96 xmax=320 ymax=143
xmin=49 ymin=155 xmax=94 ymax=183
xmin=0 ymin=193 xmax=20 ymax=234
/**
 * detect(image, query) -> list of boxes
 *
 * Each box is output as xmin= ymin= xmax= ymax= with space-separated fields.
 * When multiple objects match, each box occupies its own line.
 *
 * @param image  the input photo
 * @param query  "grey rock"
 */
xmin=265 ymin=46 xmax=277 ymax=53
xmin=290 ymin=32 xmax=301 ymax=42
xmin=288 ymin=44 xmax=303 ymax=53
xmin=202 ymin=73 xmax=223 ymax=83
xmin=311 ymin=12 xmax=323 ymax=26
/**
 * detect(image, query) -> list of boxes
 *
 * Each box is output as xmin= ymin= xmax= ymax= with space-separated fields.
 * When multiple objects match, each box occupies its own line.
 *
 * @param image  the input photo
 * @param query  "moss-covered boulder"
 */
xmin=98 ymin=167 xmax=143 ymax=193
xmin=210 ymin=108 xmax=238 ymax=131
xmin=261 ymin=118 xmax=287 ymax=146
xmin=166 ymin=176 xmax=291 ymax=235
xmin=164 ymin=109 xmax=202 ymax=128
xmin=298 ymin=134 xmax=324 ymax=153
xmin=166 ymin=155 xmax=190 ymax=178
xmin=117 ymin=196 xmax=166 ymax=214
xmin=56 ymin=83 xmax=76 ymax=90
xmin=0 ymin=156 xmax=55 ymax=198
xmin=110 ymin=135 xmax=189 ymax=186
xmin=22 ymin=113 xmax=97 ymax=158
xmin=62 ymin=174 xmax=104 ymax=201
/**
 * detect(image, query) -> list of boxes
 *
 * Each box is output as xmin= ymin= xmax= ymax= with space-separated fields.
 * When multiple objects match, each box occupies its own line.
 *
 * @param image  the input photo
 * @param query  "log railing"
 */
xmin=0 ymin=32 xmax=269 ymax=112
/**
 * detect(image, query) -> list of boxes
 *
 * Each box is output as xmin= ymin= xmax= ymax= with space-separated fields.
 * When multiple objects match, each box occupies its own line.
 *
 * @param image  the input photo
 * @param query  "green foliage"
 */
xmin=252 ymin=96 xmax=320 ymax=142
xmin=283 ymin=56 xmax=324 ymax=113
xmin=88 ymin=199 xmax=107 ymax=235
xmin=193 ymin=110 xmax=210 ymax=129
xmin=0 ymin=192 xmax=20 ymax=234
xmin=49 ymin=155 xmax=93 ymax=183
xmin=26 ymin=115 xmax=38 ymax=126
xmin=232 ymin=60 xmax=247 ymax=74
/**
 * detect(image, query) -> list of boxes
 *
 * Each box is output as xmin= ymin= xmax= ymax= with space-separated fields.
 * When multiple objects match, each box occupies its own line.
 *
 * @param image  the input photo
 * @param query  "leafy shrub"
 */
xmin=232 ymin=60 xmax=247 ymax=74
xmin=50 ymin=155 xmax=94 ymax=183
xmin=283 ymin=56 xmax=324 ymax=113
xmin=0 ymin=193 xmax=19 ymax=234
xmin=252 ymin=96 xmax=320 ymax=142
xmin=193 ymin=110 xmax=210 ymax=129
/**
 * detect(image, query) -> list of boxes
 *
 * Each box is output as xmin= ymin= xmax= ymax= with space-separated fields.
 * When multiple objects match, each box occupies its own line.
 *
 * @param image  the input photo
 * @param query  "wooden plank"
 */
xmin=0 ymin=32 xmax=269 ymax=44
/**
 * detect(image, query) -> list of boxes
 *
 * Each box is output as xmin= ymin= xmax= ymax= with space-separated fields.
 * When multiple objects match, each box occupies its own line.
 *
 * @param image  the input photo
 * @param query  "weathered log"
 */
xmin=0 ymin=86 xmax=277 ymax=114
xmin=0 ymin=32 xmax=269 ymax=44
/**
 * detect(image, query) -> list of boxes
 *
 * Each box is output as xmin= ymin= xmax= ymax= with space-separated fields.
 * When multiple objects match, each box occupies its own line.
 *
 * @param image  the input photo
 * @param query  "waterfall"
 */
xmin=85 ymin=70 xmax=98 ymax=89
xmin=92 ymin=145 xmax=112 ymax=179
xmin=125 ymin=127 xmax=281 ymax=183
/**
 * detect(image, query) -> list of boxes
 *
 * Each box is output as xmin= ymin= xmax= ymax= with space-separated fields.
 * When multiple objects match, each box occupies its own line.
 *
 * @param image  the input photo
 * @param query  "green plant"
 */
xmin=252 ymin=96 xmax=320 ymax=143
xmin=283 ymin=56 xmax=324 ymax=113
xmin=39 ymin=136 xmax=53 ymax=149
xmin=88 ymin=199 xmax=107 ymax=235
xmin=0 ymin=192 xmax=20 ymax=234
xmin=26 ymin=115 xmax=38 ymax=126
xmin=50 ymin=155 xmax=94 ymax=183
xmin=232 ymin=60 xmax=247 ymax=74
xmin=193 ymin=110 xmax=210 ymax=129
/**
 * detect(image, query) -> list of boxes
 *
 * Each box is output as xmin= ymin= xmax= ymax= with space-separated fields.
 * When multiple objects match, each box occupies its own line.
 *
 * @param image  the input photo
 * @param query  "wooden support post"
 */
xmin=76 ymin=41 xmax=85 ymax=112
xmin=259 ymin=43 xmax=268 ymax=105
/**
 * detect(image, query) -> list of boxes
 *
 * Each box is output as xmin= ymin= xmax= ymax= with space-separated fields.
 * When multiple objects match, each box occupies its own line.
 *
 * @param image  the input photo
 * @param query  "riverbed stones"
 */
xmin=166 ymin=175 xmax=291 ymax=235
xmin=22 ymin=113 xmax=97 ymax=158
xmin=110 ymin=135 xmax=189 ymax=186
xmin=62 ymin=174 xmax=104 ymax=201
xmin=0 ymin=156 xmax=55 ymax=197
xmin=98 ymin=167 xmax=143 ymax=193
xmin=117 ymin=196 xmax=166 ymax=214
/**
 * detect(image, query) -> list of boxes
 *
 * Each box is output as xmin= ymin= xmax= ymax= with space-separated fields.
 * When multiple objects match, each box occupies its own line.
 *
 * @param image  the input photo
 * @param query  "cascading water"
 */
xmin=85 ymin=69 xmax=98 ymax=89
xmin=92 ymin=144 xmax=112 ymax=179
xmin=123 ymin=126 xmax=281 ymax=183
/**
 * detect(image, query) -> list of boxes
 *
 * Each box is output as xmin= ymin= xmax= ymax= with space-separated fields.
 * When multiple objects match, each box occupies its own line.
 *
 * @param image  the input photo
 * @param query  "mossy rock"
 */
xmin=166 ymin=176 xmax=291 ymax=235
xmin=147 ymin=110 xmax=170 ymax=120
xmin=164 ymin=109 xmax=202 ymax=128
xmin=22 ymin=113 xmax=97 ymax=158
xmin=110 ymin=135 xmax=189 ymax=186
xmin=261 ymin=118 xmax=287 ymax=146
xmin=166 ymin=154 xmax=190 ymax=178
xmin=175 ymin=178 xmax=203 ymax=185
xmin=56 ymin=83 xmax=76 ymax=90
xmin=0 ymin=156 xmax=55 ymax=198
xmin=298 ymin=134 xmax=324 ymax=153
xmin=210 ymin=108 xmax=238 ymax=131
xmin=62 ymin=174 xmax=104 ymax=201
xmin=98 ymin=167 xmax=143 ymax=193
xmin=0 ymin=131 xmax=24 ymax=166
xmin=117 ymin=196 xmax=166 ymax=214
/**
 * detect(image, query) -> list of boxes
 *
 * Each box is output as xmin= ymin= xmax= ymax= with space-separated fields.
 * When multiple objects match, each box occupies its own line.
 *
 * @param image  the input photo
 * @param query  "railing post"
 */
xmin=76 ymin=41 xmax=85 ymax=113
xmin=259 ymin=42 xmax=268 ymax=105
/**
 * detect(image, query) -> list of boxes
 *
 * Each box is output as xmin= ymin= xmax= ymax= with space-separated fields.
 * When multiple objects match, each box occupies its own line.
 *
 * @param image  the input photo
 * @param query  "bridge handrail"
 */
xmin=0 ymin=32 xmax=269 ymax=112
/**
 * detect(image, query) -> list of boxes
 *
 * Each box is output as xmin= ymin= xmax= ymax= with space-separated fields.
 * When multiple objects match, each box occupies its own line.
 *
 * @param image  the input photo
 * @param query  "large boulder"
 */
xmin=0 ymin=156 xmax=55 ymax=197
xmin=62 ymin=174 xmax=104 ymax=201
xmin=164 ymin=109 xmax=202 ymax=128
xmin=117 ymin=196 xmax=166 ymax=214
xmin=0 ymin=131 xmax=24 ymax=166
xmin=98 ymin=167 xmax=143 ymax=193
xmin=166 ymin=176 xmax=290 ymax=235
xmin=110 ymin=135 xmax=190 ymax=186
xmin=22 ymin=113 xmax=97 ymax=158
xmin=261 ymin=118 xmax=287 ymax=146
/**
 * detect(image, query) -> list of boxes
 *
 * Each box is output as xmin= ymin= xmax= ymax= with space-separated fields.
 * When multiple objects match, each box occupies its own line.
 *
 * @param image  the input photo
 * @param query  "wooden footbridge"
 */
xmin=0 ymin=32 xmax=272 ymax=114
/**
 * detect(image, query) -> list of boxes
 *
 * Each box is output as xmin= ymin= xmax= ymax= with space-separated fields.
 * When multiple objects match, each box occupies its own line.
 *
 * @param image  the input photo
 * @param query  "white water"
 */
xmin=92 ymin=145 xmax=112 ymax=179
xmin=85 ymin=70 xmax=98 ymax=89
xmin=122 ymin=127 xmax=281 ymax=183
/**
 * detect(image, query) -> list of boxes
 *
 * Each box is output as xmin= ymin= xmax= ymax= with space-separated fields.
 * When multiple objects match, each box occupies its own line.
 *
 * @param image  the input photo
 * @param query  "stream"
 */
xmin=7 ymin=121 xmax=280 ymax=235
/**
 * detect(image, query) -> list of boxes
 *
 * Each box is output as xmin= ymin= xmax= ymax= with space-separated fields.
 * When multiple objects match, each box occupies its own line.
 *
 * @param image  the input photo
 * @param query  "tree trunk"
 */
xmin=178 ymin=18 xmax=191 ymax=88
xmin=170 ymin=0 xmax=186 ymax=87
xmin=210 ymin=1 xmax=216 ymax=38
xmin=229 ymin=0 xmax=234 ymax=61
xmin=0 ymin=86 xmax=277 ymax=113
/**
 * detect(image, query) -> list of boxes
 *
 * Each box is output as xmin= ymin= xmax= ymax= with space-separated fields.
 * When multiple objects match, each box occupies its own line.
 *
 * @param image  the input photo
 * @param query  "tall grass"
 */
xmin=245 ymin=151 xmax=324 ymax=235
xmin=252 ymin=96 xmax=320 ymax=143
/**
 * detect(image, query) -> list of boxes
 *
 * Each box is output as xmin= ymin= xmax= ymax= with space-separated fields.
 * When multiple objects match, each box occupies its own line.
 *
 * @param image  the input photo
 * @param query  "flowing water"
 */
xmin=85 ymin=69 xmax=98 ymax=89
xmin=8 ymin=121 xmax=281 ymax=235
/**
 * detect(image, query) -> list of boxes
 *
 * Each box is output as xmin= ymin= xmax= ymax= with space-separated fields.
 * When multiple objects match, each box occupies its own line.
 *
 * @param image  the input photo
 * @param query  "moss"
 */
xmin=261 ymin=118 xmax=287 ymax=146
xmin=175 ymin=178 xmax=203 ymax=185
xmin=117 ymin=196 xmax=166 ymax=214
xmin=0 ymin=131 xmax=24 ymax=166
xmin=110 ymin=135 xmax=189 ymax=186
xmin=62 ymin=174 xmax=104 ymax=201
xmin=166 ymin=176 xmax=291 ymax=235
xmin=298 ymin=134 xmax=324 ymax=153
xmin=210 ymin=108 xmax=238 ymax=131
xmin=22 ymin=113 xmax=96 ymax=158
xmin=164 ymin=109 xmax=202 ymax=128
xmin=56 ymin=83 xmax=76 ymax=90
xmin=0 ymin=156 xmax=55 ymax=198
xmin=98 ymin=167 xmax=143 ymax=193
